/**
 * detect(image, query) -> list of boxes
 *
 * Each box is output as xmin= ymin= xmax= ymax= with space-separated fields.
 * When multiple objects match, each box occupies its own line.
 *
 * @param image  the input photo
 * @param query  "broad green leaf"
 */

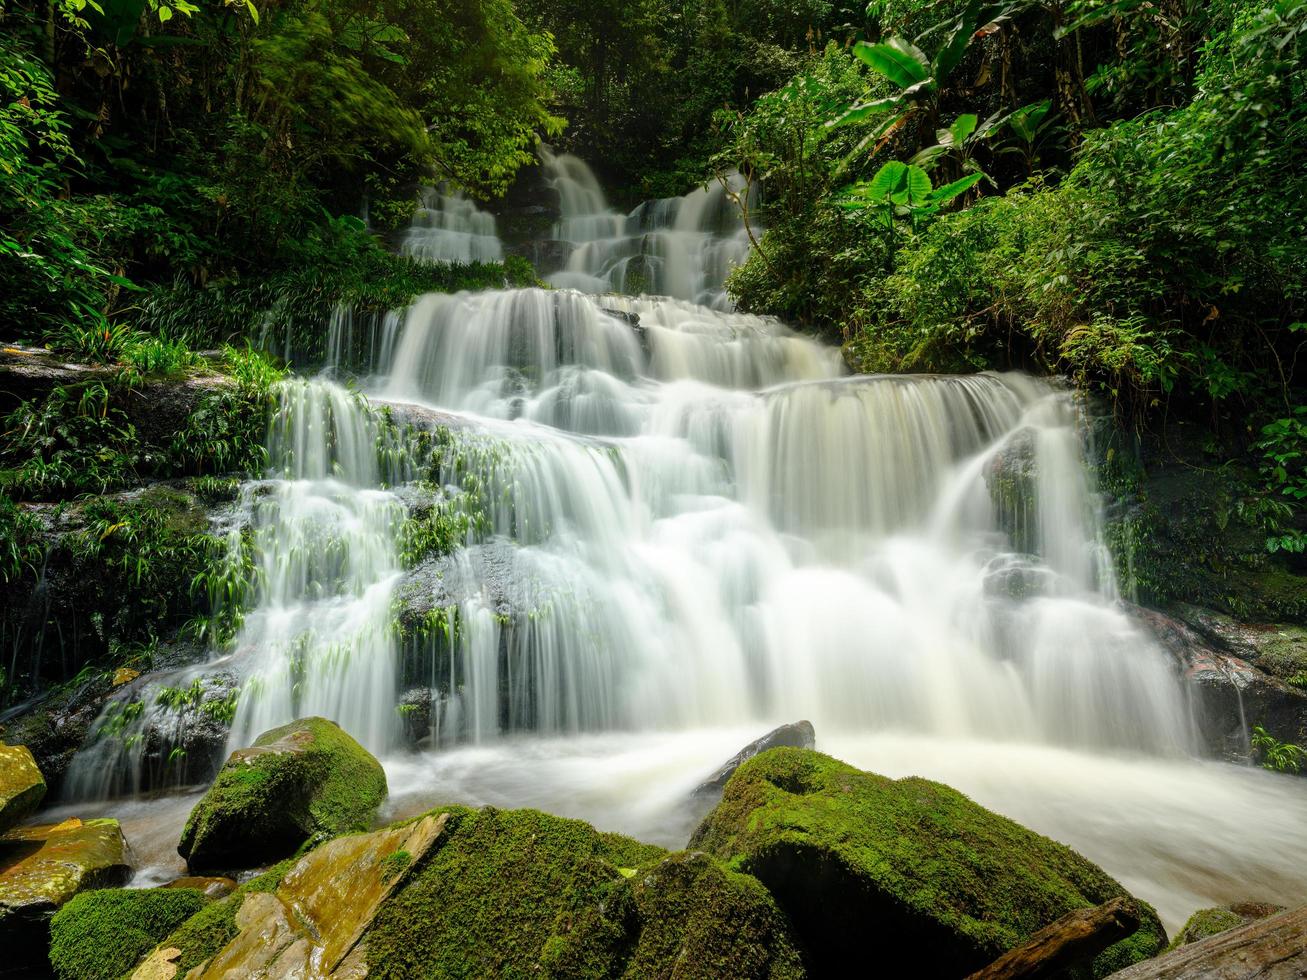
xmin=946 ymin=113 xmax=978 ymax=146
xmin=867 ymin=161 xmax=909 ymax=200
xmin=852 ymin=38 xmax=930 ymax=90
xmin=926 ymin=171 xmax=986 ymax=203
xmin=905 ymin=164 xmax=932 ymax=202
xmin=243 ymin=0 xmax=259 ymax=24
xmin=826 ymin=96 xmax=905 ymax=128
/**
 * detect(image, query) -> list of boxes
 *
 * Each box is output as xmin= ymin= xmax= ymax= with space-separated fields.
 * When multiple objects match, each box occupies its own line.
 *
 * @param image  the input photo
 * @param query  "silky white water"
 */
xmin=541 ymin=149 xmax=754 ymax=308
xmin=400 ymin=186 xmax=503 ymax=264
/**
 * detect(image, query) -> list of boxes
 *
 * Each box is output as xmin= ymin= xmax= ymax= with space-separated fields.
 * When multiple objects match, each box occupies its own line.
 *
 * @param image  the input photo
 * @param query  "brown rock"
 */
xmin=160 ymin=875 xmax=236 ymax=900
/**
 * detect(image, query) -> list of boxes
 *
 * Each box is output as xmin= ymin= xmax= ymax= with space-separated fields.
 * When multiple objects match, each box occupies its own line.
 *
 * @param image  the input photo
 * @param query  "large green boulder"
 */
xmin=178 ymin=717 xmax=387 ymax=872
xmin=49 ymin=887 xmax=208 ymax=980
xmin=0 ymin=817 xmax=131 ymax=960
xmin=154 ymin=805 xmax=805 ymax=979
xmin=689 ymin=748 xmax=1166 ymax=978
xmin=366 ymin=806 xmax=805 ymax=979
xmin=0 ymin=742 xmax=46 ymax=833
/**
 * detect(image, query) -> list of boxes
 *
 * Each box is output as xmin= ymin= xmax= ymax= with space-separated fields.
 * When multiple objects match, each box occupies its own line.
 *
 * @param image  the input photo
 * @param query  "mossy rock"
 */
xmin=178 ymin=717 xmax=386 ymax=872
xmin=0 ymin=817 xmax=131 ymax=959
xmin=1167 ymin=902 xmax=1285 ymax=950
xmin=365 ymin=805 xmax=804 ymax=979
xmin=49 ymin=887 xmax=208 ymax=980
xmin=145 ymin=860 xmax=294 ymax=978
xmin=689 ymin=748 xmax=1166 ymax=978
xmin=0 ymin=742 xmax=46 ymax=833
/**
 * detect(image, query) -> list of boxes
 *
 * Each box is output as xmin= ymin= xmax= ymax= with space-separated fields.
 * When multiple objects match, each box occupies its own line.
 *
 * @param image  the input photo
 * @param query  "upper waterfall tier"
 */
xmin=539 ymin=150 xmax=755 ymax=309
xmin=400 ymin=186 xmax=504 ymax=265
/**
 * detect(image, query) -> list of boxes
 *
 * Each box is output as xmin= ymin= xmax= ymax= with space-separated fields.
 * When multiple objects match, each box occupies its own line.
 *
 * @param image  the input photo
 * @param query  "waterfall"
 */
xmin=221 ymin=379 xmax=407 ymax=755
xmin=337 ymin=285 xmax=1192 ymax=754
xmin=400 ymin=186 xmax=503 ymax=265
xmin=540 ymin=149 xmax=754 ymax=308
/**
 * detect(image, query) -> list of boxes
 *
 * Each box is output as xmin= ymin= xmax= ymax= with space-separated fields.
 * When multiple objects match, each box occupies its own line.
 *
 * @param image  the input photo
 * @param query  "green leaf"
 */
xmin=826 ymin=96 xmax=905 ymax=128
xmin=945 ymin=113 xmax=978 ymax=146
xmin=243 ymin=0 xmax=259 ymax=24
xmin=852 ymin=38 xmax=930 ymax=90
xmin=867 ymin=161 xmax=909 ymax=200
xmin=905 ymin=164 xmax=932 ymax=203
xmin=926 ymin=171 xmax=986 ymax=204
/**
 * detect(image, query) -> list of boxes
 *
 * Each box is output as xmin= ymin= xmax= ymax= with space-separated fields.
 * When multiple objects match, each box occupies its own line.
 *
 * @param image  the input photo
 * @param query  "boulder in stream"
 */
xmin=690 ymin=748 xmax=1166 ymax=978
xmin=693 ymin=720 xmax=816 ymax=798
xmin=178 ymin=716 xmax=387 ymax=872
xmin=1166 ymin=901 xmax=1285 ymax=950
xmin=0 ymin=817 xmax=131 ymax=957
xmin=0 ymin=742 xmax=45 ymax=833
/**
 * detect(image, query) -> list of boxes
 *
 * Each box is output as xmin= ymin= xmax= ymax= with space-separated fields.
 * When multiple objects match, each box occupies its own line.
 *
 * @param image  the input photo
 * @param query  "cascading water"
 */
xmin=400 ymin=186 xmax=503 ymax=265
xmin=540 ymin=149 xmax=754 ymax=308
xmin=63 ymin=156 xmax=1307 ymax=927
xmin=221 ymin=379 xmax=407 ymax=755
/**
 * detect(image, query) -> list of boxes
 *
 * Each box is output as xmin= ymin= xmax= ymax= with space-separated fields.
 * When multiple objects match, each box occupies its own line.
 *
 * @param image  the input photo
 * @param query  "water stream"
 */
xmin=62 ymin=154 xmax=1307 ymax=932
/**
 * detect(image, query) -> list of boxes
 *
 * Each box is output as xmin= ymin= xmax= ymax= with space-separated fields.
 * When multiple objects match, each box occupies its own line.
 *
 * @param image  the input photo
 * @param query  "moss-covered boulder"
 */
xmin=159 ymin=804 xmax=804 ymax=979
xmin=365 ymin=806 xmax=804 ymax=980
xmin=178 ymin=716 xmax=387 ymax=872
xmin=0 ymin=742 xmax=45 ymax=833
xmin=0 ymin=817 xmax=131 ymax=958
xmin=49 ymin=887 xmax=208 ymax=980
xmin=690 ymin=748 xmax=1166 ymax=978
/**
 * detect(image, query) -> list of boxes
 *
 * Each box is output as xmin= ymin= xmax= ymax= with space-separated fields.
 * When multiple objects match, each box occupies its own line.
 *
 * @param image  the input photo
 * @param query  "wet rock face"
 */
xmin=178 ymin=717 xmax=388 ymax=873
xmin=0 ymin=817 xmax=131 ymax=958
xmin=1131 ymin=605 xmax=1307 ymax=757
xmin=690 ymin=748 xmax=1166 ymax=979
xmin=693 ymin=720 xmax=816 ymax=798
xmin=0 ymin=744 xmax=45 ymax=834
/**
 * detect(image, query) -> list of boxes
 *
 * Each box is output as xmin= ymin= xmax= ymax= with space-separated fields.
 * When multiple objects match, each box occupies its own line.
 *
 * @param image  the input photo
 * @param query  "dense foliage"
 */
xmin=719 ymin=0 xmax=1307 ymax=553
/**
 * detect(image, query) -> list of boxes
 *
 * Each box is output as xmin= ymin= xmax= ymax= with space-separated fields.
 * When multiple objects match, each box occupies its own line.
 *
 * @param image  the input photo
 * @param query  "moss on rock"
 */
xmin=0 ymin=817 xmax=132 ymax=959
xmin=365 ymin=805 xmax=803 ymax=979
xmin=689 ymin=748 xmax=1166 ymax=978
xmin=0 ymin=742 xmax=46 ymax=833
xmin=178 ymin=717 xmax=386 ymax=872
xmin=49 ymin=887 xmax=207 ymax=980
xmin=152 ymin=860 xmax=293 ymax=976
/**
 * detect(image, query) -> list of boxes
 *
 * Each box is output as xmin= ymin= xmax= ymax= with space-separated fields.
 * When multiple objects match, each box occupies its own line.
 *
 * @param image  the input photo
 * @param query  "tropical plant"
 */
xmin=1251 ymin=724 xmax=1305 ymax=774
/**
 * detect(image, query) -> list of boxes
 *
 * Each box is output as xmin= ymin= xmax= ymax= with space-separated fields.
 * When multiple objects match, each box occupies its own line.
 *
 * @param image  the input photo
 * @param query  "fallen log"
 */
xmin=966 ymin=897 xmax=1140 ymax=980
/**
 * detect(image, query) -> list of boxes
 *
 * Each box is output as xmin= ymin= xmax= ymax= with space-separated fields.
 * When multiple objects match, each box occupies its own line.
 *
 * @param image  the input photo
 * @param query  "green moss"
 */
xmin=366 ymin=806 xmax=657 ymax=979
xmin=365 ymin=805 xmax=801 ymax=979
xmin=157 ymin=860 xmax=293 ymax=976
xmin=548 ymin=851 xmax=806 ymax=979
xmin=1167 ymin=907 xmax=1244 ymax=950
xmin=179 ymin=717 xmax=387 ymax=870
xmin=48 ymin=887 xmax=207 ymax=980
xmin=691 ymin=748 xmax=1166 ymax=978
xmin=380 ymin=848 xmax=412 ymax=883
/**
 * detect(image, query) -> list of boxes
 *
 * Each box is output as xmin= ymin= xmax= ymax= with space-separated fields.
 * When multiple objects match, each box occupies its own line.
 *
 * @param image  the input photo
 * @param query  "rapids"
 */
xmin=61 ymin=154 xmax=1307 ymax=933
